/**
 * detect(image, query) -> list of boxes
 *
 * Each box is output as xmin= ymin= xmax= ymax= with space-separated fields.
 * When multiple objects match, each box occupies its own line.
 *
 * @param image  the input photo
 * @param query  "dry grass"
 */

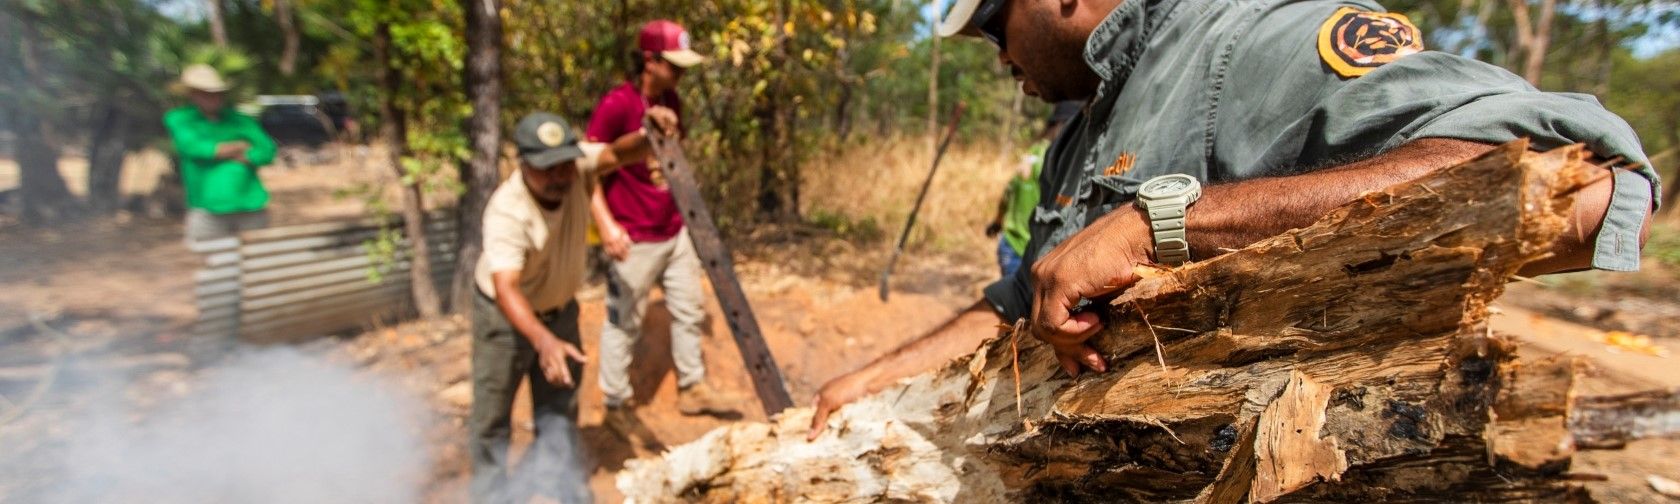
xmin=800 ymin=135 xmax=1017 ymax=263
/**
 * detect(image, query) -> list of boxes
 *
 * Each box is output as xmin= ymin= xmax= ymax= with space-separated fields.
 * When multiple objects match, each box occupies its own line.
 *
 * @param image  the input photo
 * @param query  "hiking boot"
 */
xmin=603 ymin=404 xmax=660 ymax=455
xmin=677 ymin=381 xmax=742 ymax=416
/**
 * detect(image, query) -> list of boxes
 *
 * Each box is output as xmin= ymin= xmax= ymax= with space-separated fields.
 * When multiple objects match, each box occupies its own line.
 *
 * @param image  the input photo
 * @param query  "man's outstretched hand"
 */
xmin=1029 ymin=208 xmax=1153 ymax=378
xmin=601 ymin=222 xmax=632 ymax=262
xmin=537 ymin=339 xmax=588 ymax=388
xmin=807 ymin=369 xmax=871 ymax=441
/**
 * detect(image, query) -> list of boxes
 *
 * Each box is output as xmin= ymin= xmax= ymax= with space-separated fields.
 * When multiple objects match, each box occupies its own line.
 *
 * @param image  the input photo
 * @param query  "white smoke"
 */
xmin=40 ymin=347 xmax=430 ymax=503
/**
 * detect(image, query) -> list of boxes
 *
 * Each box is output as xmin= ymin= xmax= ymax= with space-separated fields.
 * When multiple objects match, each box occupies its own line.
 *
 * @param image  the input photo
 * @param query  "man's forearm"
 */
xmin=850 ymin=300 xmax=1001 ymax=392
xmin=590 ymin=187 xmax=618 ymax=230
xmin=493 ymin=279 xmax=559 ymax=351
xmin=1111 ymin=138 xmax=1629 ymax=274
xmin=1185 ymin=139 xmax=1493 ymax=257
xmin=609 ymin=129 xmax=652 ymax=165
xmin=1027 ymin=138 xmax=1640 ymax=371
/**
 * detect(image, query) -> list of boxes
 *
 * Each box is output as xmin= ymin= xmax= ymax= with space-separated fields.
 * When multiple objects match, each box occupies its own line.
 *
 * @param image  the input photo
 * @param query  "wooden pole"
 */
xmin=645 ymin=122 xmax=794 ymax=415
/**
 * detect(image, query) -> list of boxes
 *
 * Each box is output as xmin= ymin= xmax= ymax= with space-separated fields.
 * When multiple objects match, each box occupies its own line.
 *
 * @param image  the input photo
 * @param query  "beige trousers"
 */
xmin=598 ymin=227 xmax=707 ymax=406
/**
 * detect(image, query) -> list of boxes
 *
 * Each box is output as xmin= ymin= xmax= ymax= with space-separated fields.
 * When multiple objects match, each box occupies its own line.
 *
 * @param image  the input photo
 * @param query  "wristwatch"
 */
xmin=1134 ymin=174 xmax=1203 ymax=266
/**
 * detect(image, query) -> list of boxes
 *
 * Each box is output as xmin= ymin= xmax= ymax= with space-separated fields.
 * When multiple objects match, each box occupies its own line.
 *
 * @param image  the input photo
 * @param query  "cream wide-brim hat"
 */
xmin=179 ymin=64 xmax=230 ymax=93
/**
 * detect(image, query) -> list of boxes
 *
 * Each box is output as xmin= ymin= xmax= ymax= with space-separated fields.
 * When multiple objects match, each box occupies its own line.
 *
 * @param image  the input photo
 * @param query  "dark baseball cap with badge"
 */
xmin=514 ymin=112 xmax=585 ymax=170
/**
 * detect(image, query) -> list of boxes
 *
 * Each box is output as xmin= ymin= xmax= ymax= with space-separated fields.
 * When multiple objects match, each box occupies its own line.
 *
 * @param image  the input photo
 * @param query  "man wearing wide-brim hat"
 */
xmin=163 ymin=63 xmax=277 ymax=245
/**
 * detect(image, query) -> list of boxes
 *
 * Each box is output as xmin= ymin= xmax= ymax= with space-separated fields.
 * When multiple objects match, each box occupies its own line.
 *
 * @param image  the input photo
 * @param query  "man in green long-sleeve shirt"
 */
xmin=164 ymin=64 xmax=276 ymax=244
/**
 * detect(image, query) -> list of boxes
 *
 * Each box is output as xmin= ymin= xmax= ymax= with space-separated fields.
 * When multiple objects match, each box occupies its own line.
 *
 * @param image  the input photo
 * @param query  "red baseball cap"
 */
xmin=639 ymin=20 xmax=705 ymax=68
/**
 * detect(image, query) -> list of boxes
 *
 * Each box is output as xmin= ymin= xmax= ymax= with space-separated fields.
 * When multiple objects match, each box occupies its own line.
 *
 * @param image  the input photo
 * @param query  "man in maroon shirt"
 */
xmin=588 ymin=19 xmax=739 ymax=446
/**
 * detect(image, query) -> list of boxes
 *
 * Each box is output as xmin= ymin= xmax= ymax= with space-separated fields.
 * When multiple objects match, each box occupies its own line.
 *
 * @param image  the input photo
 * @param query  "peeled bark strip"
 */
xmin=620 ymin=142 xmax=1671 ymax=502
xmin=1251 ymin=371 xmax=1348 ymax=502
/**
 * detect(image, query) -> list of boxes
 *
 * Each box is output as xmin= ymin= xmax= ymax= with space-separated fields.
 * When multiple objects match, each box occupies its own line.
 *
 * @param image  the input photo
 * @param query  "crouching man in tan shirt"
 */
xmin=468 ymin=111 xmax=667 ymax=504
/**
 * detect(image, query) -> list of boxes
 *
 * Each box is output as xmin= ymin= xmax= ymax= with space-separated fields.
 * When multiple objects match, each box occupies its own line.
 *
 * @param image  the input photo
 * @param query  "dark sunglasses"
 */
xmin=972 ymin=0 xmax=1010 ymax=49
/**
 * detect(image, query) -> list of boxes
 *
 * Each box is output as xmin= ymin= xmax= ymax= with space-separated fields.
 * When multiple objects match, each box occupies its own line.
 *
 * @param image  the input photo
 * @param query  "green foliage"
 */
xmin=1382 ymin=0 xmax=1680 ymax=172
xmin=4 ymin=0 xmax=1676 ymax=231
xmin=0 ymin=0 xmax=232 ymax=148
xmin=334 ymin=180 xmax=402 ymax=284
xmin=362 ymin=226 xmax=402 ymax=283
xmin=485 ymin=0 xmax=1029 ymax=224
xmin=1645 ymin=224 xmax=1680 ymax=269
xmin=188 ymin=44 xmax=260 ymax=101
xmin=1604 ymin=49 xmax=1680 ymax=156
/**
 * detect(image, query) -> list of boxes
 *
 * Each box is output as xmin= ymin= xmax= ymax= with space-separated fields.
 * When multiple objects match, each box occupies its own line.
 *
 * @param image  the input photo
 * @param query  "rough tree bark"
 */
xmin=453 ymin=0 xmax=502 ymax=313
xmin=85 ymin=102 xmax=131 ymax=215
xmin=373 ymin=23 xmax=442 ymax=318
xmin=13 ymin=113 xmax=78 ymax=225
xmin=275 ymin=0 xmax=300 ymax=76
xmin=754 ymin=0 xmax=794 ymax=219
xmin=10 ymin=24 xmax=81 ymax=225
xmin=619 ymin=142 xmax=1679 ymax=502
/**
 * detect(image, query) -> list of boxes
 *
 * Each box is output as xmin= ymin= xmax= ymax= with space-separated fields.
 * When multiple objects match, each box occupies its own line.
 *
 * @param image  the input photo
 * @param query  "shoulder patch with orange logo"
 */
xmin=1316 ymin=7 xmax=1424 ymax=78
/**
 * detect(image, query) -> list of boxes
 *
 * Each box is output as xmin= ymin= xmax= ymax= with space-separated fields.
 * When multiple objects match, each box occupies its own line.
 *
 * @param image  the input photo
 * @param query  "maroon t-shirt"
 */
xmin=586 ymin=81 xmax=685 ymax=243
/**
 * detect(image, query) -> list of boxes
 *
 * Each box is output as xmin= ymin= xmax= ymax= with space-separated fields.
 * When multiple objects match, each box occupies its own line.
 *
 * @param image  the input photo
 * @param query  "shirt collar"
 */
xmin=1081 ymin=0 xmax=1181 ymax=90
xmin=189 ymin=105 xmax=235 ymax=123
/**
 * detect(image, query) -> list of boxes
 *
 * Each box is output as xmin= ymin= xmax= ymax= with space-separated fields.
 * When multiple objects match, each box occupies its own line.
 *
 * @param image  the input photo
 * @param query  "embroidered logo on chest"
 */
xmin=1317 ymin=7 xmax=1424 ymax=78
xmin=1104 ymin=151 xmax=1137 ymax=177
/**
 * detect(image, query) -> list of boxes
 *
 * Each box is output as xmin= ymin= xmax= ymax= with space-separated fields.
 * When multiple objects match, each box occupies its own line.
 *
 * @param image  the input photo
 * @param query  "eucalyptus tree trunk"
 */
xmin=275 ymin=0 xmax=300 ymax=76
xmin=206 ymin=0 xmax=227 ymax=47
xmin=453 ymin=0 xmax=503 ymax=312
xmin=374 ymin=23 xmax=441 ymax=318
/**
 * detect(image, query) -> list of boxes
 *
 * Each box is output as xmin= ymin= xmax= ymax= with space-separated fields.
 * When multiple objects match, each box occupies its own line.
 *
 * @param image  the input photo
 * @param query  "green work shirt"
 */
xmin=164 ymin=105 xmax=276 ymax=214
xmin=1002 ymin=141 xmax=1048 ymax=255
xmin=984 ymin=0 xmax=1661 ymax=321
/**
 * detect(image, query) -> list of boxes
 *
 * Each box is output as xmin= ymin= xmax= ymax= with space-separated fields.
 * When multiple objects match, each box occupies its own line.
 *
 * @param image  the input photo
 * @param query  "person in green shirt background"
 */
xmin=986 ymin=102 xmax=1079 ymax=277
xmin=164 ymin=64 xmax=276 ymax=245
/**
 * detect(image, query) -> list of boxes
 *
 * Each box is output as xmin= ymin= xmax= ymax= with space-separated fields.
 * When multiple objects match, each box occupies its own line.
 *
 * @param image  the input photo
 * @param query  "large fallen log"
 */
xmin=619 ymin=142 xmax=1678 ymax=502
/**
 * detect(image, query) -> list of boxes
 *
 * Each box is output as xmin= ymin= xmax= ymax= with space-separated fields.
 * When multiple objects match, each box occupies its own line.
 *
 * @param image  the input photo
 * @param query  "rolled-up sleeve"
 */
xmin=1221 ymin=7 xmax=1659 ymax=271
xmin=1370 ymin=55 xmax=1659 ymax=270
xmin=1593 ymin=170 xmax=1653 ymax=270
xmin=482 ymin=208 xmax=530 ymax=274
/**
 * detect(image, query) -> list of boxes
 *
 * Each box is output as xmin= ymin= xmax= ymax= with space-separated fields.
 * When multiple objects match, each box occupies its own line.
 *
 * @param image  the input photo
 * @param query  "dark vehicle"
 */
xmin=317 ymin=91 xmax=356 ymax=140
xmin=256 ymin=95 xmax=336 ymax=148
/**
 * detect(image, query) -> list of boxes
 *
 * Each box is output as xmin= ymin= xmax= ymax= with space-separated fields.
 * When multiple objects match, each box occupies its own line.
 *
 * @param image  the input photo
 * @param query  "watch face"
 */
xmin=1141 ymin=174 xmax=1196 ymax=198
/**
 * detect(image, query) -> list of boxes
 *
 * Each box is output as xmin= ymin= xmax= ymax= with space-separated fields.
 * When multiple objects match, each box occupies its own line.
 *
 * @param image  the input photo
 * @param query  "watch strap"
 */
xmin=1147 ymin=199 xmax=1191 ymax=265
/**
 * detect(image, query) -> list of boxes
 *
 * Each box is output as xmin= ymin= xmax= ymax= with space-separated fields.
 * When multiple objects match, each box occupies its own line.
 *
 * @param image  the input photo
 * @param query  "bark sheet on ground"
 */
xmin=619 ymin=142 xmax=1630 ymax=502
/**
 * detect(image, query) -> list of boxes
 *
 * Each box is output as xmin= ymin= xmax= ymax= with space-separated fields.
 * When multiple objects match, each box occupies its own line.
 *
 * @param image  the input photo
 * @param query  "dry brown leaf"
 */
xmin=1591 ymin=331 xmax=1671 ymax=358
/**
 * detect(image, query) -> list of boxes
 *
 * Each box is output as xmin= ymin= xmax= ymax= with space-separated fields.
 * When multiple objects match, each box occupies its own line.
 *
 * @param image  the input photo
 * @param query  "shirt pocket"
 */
xmin=1081 ymin=174 xmax=1144 ymax=226
xmin=1029 ymin=204 xmax=1067 ymax=258
xmin=1089 ymin=174 xmax=1142 ymax=204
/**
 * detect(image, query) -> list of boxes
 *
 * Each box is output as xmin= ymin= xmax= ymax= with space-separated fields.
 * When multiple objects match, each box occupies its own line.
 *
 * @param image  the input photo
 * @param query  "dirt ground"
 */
xmin=0 ymin=208 xmax=991 ymax=503
xmin=2 ymin=151 xmax=1678 ymax=502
